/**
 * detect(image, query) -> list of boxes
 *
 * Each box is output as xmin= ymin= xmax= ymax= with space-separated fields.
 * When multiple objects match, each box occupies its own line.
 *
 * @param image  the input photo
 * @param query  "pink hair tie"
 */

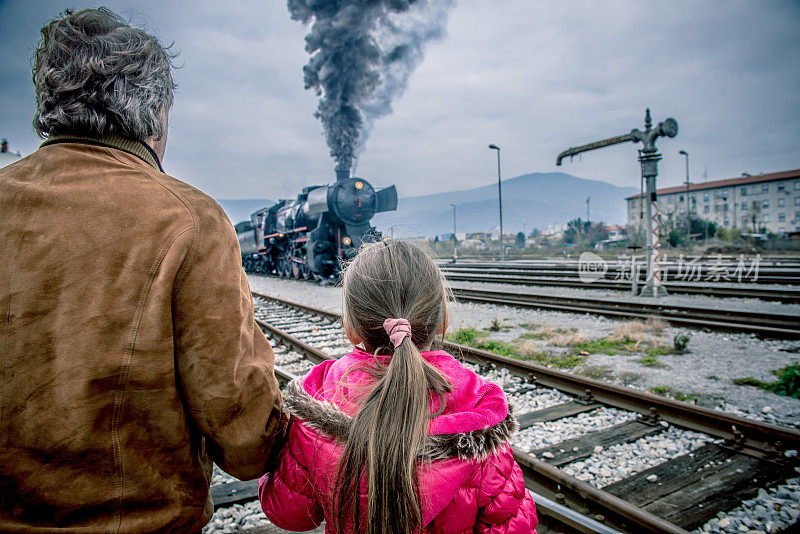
xmin=383 ymin=318 xmax=412 ymax=348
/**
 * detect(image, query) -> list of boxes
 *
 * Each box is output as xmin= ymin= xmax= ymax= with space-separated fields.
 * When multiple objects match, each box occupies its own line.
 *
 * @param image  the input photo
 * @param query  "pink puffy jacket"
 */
xmin=259 ymin=348 xmax=538 ymax=533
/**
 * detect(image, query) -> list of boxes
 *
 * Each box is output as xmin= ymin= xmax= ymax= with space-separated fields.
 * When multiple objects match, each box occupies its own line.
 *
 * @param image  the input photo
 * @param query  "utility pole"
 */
xmin=586 ymin=197 xmax=591 ymax=225
xmin=557 ymin=108 xmax=678 ymax=297
xmin=450 ymin=203 xmax=457 ymax=263
xmin=679 ymin=150 xmax=692 ymax=252
xmin=488 ymin=144 xmax=504 ymax=261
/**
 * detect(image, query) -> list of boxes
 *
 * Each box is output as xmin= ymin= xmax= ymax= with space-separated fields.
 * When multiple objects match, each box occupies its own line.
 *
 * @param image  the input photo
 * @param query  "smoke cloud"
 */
xmin=288 ymin=0 xmax=453 ymax=174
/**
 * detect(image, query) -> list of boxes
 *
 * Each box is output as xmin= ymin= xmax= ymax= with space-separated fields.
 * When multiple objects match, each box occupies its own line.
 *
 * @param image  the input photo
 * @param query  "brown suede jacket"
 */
xmin=0 ymin=135 xmax=288 ymax=533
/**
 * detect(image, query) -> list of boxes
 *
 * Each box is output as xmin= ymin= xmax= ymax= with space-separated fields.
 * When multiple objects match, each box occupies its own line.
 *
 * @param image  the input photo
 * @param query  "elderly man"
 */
xmin=0 ymin=8 xmax=288 ymax=533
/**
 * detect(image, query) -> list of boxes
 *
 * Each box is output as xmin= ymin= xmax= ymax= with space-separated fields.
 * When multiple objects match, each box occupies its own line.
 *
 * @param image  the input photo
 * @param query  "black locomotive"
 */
xmin=236 ymin=171 xmax=397 ymax=280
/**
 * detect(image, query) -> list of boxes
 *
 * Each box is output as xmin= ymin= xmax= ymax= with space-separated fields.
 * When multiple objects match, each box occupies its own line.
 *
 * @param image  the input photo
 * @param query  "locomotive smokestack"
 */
xmin=336 ymin=168 xmax=350 ymax=182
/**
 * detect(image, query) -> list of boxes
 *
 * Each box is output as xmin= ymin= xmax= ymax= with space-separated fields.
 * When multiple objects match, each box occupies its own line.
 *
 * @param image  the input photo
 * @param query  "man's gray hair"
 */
xmin=32 ymin=8 xmax=176 ymax=141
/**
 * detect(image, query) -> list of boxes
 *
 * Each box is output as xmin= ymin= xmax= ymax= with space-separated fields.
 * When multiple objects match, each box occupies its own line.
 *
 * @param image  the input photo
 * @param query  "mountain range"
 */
xmin=215 ymin=198 xmax=274 ymax=224
xmin=371 ymin=172 xmax=637 ymax=237
xmin=216 ymin=171 xmax=637 ymax=237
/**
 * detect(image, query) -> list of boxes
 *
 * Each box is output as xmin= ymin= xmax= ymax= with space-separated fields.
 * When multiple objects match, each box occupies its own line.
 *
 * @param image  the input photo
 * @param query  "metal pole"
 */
xmin=450 ymin=203 xmax=457 ymax=262
xmin=680 ymin=150 xmax=691 ymax=253
xmin=640 ymin=152 xmax=664 ymax=296
xmin=489 ymin=144 xmax=503 ymax=261
xmin=586 ymin=197 xmax=591 ymax=225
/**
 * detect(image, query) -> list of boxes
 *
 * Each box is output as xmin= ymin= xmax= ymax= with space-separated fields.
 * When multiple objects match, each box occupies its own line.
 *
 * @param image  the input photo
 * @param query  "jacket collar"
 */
xmin=40 ymin=133 xmax=163 ymax=172
xmin=284 ymin=378 xmax=518 ymax=461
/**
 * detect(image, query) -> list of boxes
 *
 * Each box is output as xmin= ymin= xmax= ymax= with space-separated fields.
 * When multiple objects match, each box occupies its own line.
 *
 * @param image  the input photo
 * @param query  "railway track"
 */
xmin=448 ymin=286 xmax=800 ymax=339
xmin=439 ymin=262 xmax=800 ymax=287
xmin=208 ymin=292 xmax=800 ymax=534
xmin=442 ymin=270 xmax=800 ymax=303
xmin=243 ymin=271 xmax=800 ymax=337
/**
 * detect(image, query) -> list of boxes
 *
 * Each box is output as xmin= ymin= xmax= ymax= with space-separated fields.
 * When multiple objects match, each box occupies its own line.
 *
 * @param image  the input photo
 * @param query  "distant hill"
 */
xmin=215 ymin=198 xmax=274 ymax=223
xmin=371 ymin=172 xmax=637 ymax=237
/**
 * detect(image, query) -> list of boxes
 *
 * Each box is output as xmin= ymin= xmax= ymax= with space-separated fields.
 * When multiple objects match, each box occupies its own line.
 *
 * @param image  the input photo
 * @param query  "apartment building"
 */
xmin=626 ymin=168 xmax=800 ymax=234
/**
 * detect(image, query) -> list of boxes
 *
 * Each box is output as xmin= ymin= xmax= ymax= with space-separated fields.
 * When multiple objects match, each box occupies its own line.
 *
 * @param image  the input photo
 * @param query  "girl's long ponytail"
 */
xmin=335 ymin=336 xmax=450 ymax=534
xmin=335 ymin=239 xmax=452 ymax=534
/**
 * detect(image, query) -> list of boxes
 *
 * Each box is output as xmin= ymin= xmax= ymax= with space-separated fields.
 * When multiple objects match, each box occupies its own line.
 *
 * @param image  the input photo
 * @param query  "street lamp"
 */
xmin=449 ymin=203 xmax=457 ymax=263
xmin=488 ymin=144 xmax=503 ymax=261
xmin=679 ymin=150 xmax=691 ymax=251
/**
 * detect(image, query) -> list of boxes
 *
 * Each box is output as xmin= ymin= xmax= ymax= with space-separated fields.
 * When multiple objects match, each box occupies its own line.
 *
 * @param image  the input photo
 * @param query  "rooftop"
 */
xmin=625 ymin=168 xmax=800 ymax=199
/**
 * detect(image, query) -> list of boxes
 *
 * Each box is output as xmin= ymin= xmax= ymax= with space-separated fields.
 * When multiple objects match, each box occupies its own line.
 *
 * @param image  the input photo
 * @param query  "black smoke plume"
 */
xmin=288 ymin=0 xmax=453 ymax=175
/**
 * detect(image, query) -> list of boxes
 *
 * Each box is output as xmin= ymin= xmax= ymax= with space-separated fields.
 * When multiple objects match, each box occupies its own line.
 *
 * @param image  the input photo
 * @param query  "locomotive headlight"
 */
xmin=355 ymin=181 xmax=364 ymax=190
xmin=342 ymin=236 xmax=352 ymax=246
xmin=278 ymin=233 xmax=284 ymax=238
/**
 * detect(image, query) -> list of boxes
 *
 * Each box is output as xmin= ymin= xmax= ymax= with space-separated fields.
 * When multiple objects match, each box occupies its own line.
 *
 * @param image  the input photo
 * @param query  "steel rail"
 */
xmin=437 ymin=260 xmax=800 ymax=269
xmin=437 ymin=261 xmax=800 ymax=272
xmin=439 ymin=265 xmax=800 ymax=286
xmin=450 ymin=287 xmax=800 ymax=338
xmin=442 ymin=272 xmax=800 ymax=302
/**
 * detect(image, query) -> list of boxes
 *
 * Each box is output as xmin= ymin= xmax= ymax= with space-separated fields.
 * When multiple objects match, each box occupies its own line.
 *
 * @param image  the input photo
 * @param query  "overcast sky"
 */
xmin=1 ymin=0 xmax=799 ymax=201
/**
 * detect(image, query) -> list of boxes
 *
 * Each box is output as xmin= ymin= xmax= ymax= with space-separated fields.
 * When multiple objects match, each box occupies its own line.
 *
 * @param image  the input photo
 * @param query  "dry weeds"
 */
xmin=609 ymin=318 xmax=667 ymax=347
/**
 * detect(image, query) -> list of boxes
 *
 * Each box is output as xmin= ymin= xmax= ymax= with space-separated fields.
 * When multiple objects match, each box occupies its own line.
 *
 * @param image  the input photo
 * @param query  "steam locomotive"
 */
xmin=236 ymin=171 xmax=397 ymax=280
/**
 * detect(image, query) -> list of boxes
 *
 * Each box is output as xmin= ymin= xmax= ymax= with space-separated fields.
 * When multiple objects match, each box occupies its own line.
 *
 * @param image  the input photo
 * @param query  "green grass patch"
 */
xmin=524 ymin=352 xmax=585 ymax=369
xmin=447 ymin=327 xmax=584 ymax=369
xmin=649 ymin=385 xmax=671 ymax=395
xmin=733 ymin=377 xmax=765 ymax=387
xmin=570 ymin=337 xmax=638 ymax=355
xmin=772 ymin=363 xmax=800 ymax=398
xmin=733 ymin=363 xmax=800 ymax=399
xmin=446 ymin=327 xmax=487 ymax=345
xmin=644 ymin=345 xmax=674 ymax=357
xmin=674 ymin=392 xmax=696 ymax=402
xmin=638 ymin=356 xmax=664 ymax=367
xmin=446 ymin=328 xmax=515 ymax=358
xmin=519 ymin=332 xmax=546 ymax=340
xmin=563 ymin=335 xmax=677 ymax=357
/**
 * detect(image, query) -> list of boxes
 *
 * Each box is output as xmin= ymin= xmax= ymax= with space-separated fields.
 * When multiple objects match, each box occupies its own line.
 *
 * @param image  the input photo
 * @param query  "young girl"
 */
xmin=259 ymin=239 xmax=537 ymax=533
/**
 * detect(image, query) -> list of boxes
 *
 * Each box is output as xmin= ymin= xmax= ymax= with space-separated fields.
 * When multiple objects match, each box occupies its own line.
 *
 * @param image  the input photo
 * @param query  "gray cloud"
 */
xmin=1 ymin=0 xmax=798 ymax=203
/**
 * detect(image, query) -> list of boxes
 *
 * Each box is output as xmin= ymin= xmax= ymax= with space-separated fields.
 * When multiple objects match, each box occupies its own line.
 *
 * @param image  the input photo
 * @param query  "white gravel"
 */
xmin=695 ymin=471 xmax=800 ymax=534
xmin=561 ymin=425 xmax=718 ymax=488
xmin=211 ymin=465 xmax=237 ymax=487
xmin=517 ymin=407 xmax=638 ymax=452
xmin=202 ymin=499 xmax=268 ymax=533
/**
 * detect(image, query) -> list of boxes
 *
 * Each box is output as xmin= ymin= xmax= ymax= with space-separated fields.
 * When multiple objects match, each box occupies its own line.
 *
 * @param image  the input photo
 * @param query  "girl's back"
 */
xmin=258 ymin=240 xmax=537 ymax=533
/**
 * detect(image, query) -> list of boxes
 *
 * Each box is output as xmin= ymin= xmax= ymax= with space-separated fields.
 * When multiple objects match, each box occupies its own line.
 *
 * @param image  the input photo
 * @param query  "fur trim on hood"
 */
xmin=284 ymin=378 xmax=518 ymax=461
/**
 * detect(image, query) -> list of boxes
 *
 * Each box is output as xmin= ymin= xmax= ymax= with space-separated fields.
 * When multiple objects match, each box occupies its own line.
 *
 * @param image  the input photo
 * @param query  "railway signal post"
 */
xmin=556 ymin=108 xmax=678 ymax=297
